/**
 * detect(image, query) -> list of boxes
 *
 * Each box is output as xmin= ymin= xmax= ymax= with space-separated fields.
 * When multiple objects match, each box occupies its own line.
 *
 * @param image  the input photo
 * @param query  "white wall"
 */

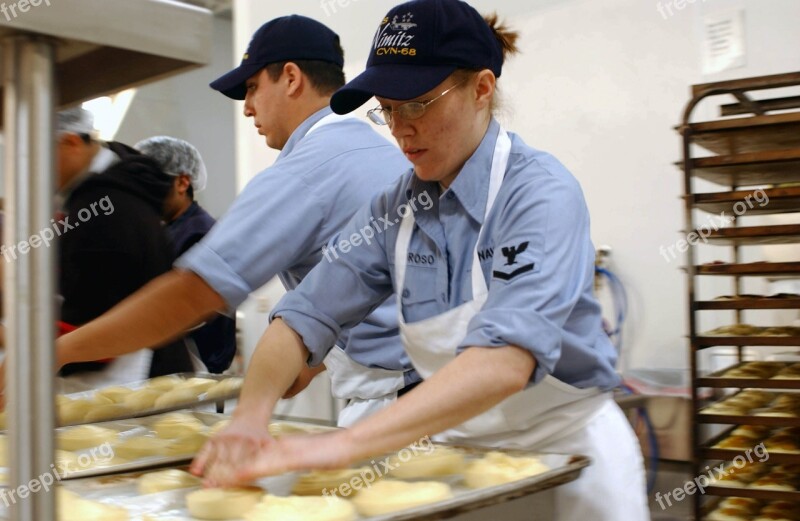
xmin=114 ymin=15 xmax=237 ymax=219
xmin=230 ymin=0 xmax=800 ymax=378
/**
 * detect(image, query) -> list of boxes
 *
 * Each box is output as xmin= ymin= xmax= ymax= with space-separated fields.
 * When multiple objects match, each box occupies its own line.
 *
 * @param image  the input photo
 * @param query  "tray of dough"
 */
xmin=2 ymin=443 xmax=589 ymax=521
xmin=0 ymin=373 xmax=245 ymax=430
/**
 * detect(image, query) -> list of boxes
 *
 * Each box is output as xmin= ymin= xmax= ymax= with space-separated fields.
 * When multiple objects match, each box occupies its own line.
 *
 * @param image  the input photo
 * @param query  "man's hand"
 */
xmin=283 ymin=363 xmax=327 ymax=399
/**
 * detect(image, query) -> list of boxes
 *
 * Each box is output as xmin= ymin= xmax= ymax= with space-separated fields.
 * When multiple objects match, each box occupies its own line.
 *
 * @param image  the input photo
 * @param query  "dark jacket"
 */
xmin=59 ymin=142 xmax=193 ymax=377
xmin=167 ymin=202 xmax=236 ymax=373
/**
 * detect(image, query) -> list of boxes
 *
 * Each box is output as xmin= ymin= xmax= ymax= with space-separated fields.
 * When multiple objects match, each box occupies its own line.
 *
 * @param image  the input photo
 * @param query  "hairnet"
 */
xmin=134 ymin=136 xmax=208 ymax=192
xmin=57 ymin=107 xmax=95 ymax=135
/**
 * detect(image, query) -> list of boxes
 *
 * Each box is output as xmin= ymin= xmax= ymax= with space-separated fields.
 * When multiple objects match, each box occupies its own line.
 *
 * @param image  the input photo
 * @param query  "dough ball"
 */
xmin=291 ymin=468 xmax=372 ymax=496
xmin=204 ymin=378 xmax=243 ymax=400
xmin=137 ymin=469 xmax=201 ymax=495
xmin=122 ymin=389 xmax=162 ymax=411
xmin=151 ymin=413 xmax=206 ymax=438
xmin=164 ymin=432 xmax=209 ymax=456
xmin=58 ymin=425 xmax=118 ymax=451
xmin=112 ymin=436 xmax=169 ymax=460
xmin=147 ymin=375 xmax=183 ymax=392
xmin=54 ymin=450 xmax=80 ymax=474
xmin=57 ymin=399 xmax=95 ymax=425
xmin=387 ymin=446 xmax=466 ymax=478
xmin=268 ymin=422 xmax=321 ymax=438
xmin=186 ymin=487 xmax=263 ymax=520
xmin=209 ymin=420 xmax=230 ymax=436
xmin=182 ymin=377 xmax=217 ymax=394
xmin=463 ymin=451 xmax=550 ymax=488
xmin=154 ymin=388 xmax=199 ymax=409
xmin=84 ymin=404 xmax=132 ymax=423
xmin=244 ymin=494 xmax=356 ymax=521
xmin=351 ymin=480 xmax=453 ymax=516
xmin=95 ymin=386 xmax=131 ymax=404
xmin=57 ymin=488 xmax=129 ymax=521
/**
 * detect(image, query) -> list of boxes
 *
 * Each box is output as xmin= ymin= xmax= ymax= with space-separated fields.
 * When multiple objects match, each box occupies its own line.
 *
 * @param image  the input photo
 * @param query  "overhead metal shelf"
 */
xmin=0 ymin=0 xmax=213 ymax=111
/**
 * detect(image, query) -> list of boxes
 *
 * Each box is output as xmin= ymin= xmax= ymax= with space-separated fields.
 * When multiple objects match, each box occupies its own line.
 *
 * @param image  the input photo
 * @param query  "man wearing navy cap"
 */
xmin=37 ymin=15 xmax=416 ymax=426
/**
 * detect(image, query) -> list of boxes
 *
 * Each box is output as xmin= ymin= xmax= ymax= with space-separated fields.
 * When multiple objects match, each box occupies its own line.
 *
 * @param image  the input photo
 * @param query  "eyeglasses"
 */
xmin=367 ymin=81 xmax=465 ymax=126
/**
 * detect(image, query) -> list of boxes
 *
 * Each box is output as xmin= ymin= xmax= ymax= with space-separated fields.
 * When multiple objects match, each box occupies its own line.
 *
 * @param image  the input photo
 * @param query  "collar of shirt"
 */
xmin=169 ymin=201 xmax=200 ymax=227
xmin=404 ymin=118 xmax=501 ymax=227
xmin=276 ymin=106 xmax=333 ymax=161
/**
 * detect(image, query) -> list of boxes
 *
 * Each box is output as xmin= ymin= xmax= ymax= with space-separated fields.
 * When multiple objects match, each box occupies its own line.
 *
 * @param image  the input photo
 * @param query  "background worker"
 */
xmin=55 ymin=108 xmax=192 ymax=386
xmin=135 ymin=136 xmax=236 ymax=374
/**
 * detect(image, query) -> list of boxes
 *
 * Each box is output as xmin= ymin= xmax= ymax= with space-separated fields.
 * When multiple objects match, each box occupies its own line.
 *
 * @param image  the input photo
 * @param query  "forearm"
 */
xmin=56 ymin=269 xmax=224 ymax=368
xmin=233 ymin=318 xmax=310 ymax=423
xmin=345 ymin=346 xmax=535 ymax=459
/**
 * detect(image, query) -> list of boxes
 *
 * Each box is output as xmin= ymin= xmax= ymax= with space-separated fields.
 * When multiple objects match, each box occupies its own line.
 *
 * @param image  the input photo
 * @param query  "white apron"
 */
xmin=394 ymin=129 xmax=649 ymax=521
xmin=313 ymin=112 xmax=406 ymax=428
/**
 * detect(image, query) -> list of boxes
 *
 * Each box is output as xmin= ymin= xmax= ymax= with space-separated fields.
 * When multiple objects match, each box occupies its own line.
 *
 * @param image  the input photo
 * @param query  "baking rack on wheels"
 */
xmin=678 ymin=71 xmax=800 ymax=521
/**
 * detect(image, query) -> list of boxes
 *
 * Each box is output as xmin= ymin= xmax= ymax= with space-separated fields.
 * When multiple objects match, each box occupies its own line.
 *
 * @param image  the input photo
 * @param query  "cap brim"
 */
xmin=330 ymin=64 xmax=457 ymax=114
xmin=209 ymin=62 xmax=265 ymax=100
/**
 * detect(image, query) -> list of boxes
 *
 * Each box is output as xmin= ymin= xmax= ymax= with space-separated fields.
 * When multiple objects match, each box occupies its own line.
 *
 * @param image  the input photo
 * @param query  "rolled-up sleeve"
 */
xmin=176 ymin=166 xmax=325 ymax=310
xmin=272 ymin=192 xmax=397 ymax=366
xmin=458 ymin=173 xmax=596 ymax=384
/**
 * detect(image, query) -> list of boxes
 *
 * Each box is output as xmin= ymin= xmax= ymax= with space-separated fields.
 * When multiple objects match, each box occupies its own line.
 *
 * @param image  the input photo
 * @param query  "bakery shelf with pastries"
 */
xmin=695 ymin=324 xmax=800 ymax=348
xmin=703 ymin=496 xmax=800 ymax=521
xmin=698 ymin=361 xmax=800 ymax=390
xmin=689 ymin=187 xmax=800 ymax=217
xmin=697 ymin=293 xmax=800 ymax=311
xmin=698 ymin=389 xmax=800 ymax=426
xmin=706 ymin=460 xmax=800 ymax=502
xmin=679 ymin=71 xmax=800 ymax=521
xmin=703 ymin=425 xmax=800 ymax=464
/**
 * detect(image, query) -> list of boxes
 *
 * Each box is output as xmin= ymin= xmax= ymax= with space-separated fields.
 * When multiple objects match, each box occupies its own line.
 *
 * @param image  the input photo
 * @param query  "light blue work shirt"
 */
xmin=273 ymin=119 xmax=620 ymax=390
xmin=177 ymin=107 xmax=416 ymax=380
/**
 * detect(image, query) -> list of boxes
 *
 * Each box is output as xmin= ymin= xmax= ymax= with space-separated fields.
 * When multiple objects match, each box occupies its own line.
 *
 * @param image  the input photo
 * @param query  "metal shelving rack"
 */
xmin=678 ymin=71 xmax=800 ymax=520
xmin=0 ymin=2 xmax=212 ymax=519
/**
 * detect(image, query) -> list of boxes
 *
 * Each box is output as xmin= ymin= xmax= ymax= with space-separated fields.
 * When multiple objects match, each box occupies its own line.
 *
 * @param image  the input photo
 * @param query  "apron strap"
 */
xmin=395 ymin=128 xmax=512 ymax=303
xmin=470 ymin=128 xmax=511 ymax=297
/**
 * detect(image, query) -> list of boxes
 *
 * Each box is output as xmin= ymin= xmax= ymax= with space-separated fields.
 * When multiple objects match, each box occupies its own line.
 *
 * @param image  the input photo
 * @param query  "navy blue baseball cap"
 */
xmin=330 ymin=0 xmax=503 ymax=114
xmin=210 ymin=15 xmax=344 ymax=100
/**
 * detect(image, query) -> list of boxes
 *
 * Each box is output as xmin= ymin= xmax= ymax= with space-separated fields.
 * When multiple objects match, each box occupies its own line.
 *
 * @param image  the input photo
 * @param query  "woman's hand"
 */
xmin=192 ymin=421 xmax=355 ymax=487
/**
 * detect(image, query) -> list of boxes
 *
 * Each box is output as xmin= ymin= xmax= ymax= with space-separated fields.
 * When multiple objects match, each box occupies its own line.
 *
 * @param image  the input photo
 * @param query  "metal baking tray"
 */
xmin=0 ymin=411 xmax=230 ymax=482
xmin=54 ymin=372 xmax=243 ymax=427
xmin=20 ymin=446 xmax=588 ymax=521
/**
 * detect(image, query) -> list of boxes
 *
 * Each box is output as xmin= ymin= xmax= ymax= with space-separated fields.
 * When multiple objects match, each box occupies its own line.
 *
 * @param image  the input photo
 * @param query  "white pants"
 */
xmin=540 ymin=398 xmax=650 ymax=521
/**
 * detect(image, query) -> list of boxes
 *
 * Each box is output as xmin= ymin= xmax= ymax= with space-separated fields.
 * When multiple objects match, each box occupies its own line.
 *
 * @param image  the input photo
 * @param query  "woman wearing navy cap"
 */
xmin=194 ymin=1 xmax=648 ymax=518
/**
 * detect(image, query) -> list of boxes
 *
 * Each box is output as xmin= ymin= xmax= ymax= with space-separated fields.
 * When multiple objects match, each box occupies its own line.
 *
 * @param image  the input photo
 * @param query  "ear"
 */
xmin=473 ymin=70 xmax=496 ymax=111
xmin=283 ymin=62 xmax=304 ymax=98
xmin=176 ymin=174 xmax=192 ymax=195
xmin=58 ymin=133 xmax=84 ymax=150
